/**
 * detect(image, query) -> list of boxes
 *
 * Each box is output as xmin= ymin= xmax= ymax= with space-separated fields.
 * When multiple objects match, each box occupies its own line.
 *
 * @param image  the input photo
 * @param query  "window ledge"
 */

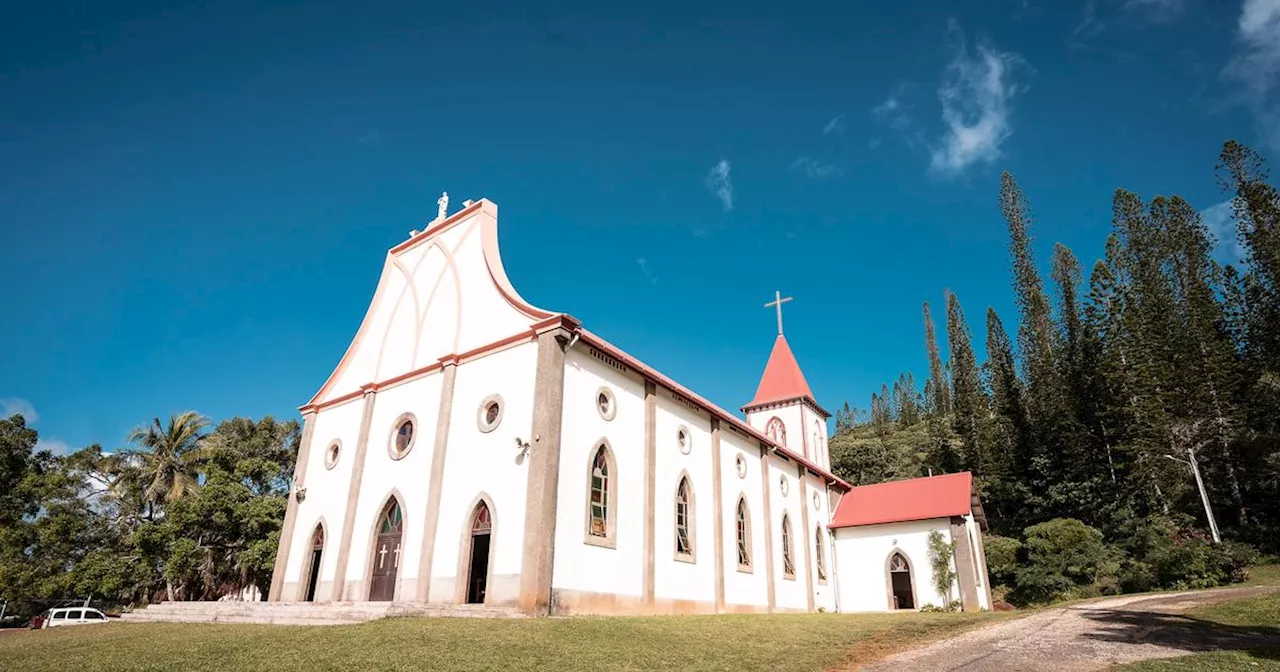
xmin=584 ymin=534 xmax=616 ymax=550
xmin=674 ymin=553 xmax=696 ymax=564
xmin=736 ymin=564 xmax=754 ymax=574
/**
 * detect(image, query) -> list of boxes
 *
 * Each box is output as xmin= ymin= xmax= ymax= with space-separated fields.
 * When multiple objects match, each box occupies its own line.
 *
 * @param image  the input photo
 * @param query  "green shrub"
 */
xmin=983 ymin=534 xmax=1021 ymax=587
xmin=1010 ymin=518 xmax=1111 ymax=604
xmin=1215 ymin=540 xmax=1258 ymax=584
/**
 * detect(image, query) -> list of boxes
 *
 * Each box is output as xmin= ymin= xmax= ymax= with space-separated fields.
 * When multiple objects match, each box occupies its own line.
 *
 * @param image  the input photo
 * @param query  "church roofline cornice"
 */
xmin=740 ymin=394 xmax=831 ymax=419
xmin=574 ymin=327 xmax=849 ymax=491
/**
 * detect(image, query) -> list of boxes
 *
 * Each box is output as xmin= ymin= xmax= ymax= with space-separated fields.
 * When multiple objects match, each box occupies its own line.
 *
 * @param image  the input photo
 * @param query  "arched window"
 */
xmin=675 ymin=476 xmax=694 ymax=560
xmin=735 ymin=497 xmax=752 ymax=571
xmin=585 ymin=443 xmax=616 ymax=547
xmin=766 ymin=417 xmax=786 ymax=445
xmin=472 ymin=502 xmax=492 ymax=534
xmin=379 ymin=500 xmax=403 ymax=535
xmin=814 ymin=526 xmax=827 ymax=583
xmin=781 ymin=512 xmax=796 ymax=579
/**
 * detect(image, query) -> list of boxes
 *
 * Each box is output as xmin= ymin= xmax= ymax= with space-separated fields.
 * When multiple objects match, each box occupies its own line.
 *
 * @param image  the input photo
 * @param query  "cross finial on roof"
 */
xmin=764 ymin=290 xmax=793 ymax=336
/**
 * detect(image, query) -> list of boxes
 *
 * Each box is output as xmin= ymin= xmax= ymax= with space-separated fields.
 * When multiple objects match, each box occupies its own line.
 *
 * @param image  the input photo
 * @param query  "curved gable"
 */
xmin=306 ymin=199 xmax=554 ymax=407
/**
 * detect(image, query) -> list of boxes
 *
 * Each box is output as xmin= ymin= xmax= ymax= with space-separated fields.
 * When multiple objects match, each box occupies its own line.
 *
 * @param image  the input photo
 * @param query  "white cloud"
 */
xmin=872 ymin=83 xmax=909 ymax=123
xmin=1 ymin=397 xmax=37 ymax=422
xmin=929 ymin=23 xmax=1027 ymax=176
xmin=705 ymin=160 xmax=734 ymax=211
xmin=1224 ymin=0 xmax=1280 ymax=150
xmin=636 ymin=258 xmax=657 ymax=284
xmin=822 ymin=115 xmax=845 ymax=135
xmin=1202 ymin=199 xmax=1248 ymax=262
xmin=37 ymin=439 xmax=74 ymax=456
xmin=790 ymin=156 xmax=841 ymax=179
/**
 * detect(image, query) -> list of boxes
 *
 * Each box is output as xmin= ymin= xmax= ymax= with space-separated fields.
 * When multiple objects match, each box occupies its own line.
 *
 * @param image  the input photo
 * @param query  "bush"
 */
xmin=1216 ymin=540 xmax=1258 ymax=584
xmin=983 ymin=534 xmax=1021 ymax=587
xmin=1010 ymin=518 xmax=1113 ymax=604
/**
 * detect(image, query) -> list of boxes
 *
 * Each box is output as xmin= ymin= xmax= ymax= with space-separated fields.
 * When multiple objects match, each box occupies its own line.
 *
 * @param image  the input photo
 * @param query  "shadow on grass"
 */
xmin=1077 ymin=607 xmax=1280 ymax=662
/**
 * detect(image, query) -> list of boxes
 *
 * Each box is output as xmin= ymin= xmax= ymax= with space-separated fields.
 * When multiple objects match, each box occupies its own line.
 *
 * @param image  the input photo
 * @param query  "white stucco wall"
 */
xmin=429 ymin=341 xmax=538 ymax=597
xmin=832 ymin=518 xmax=957 ymax=612
xmin=311 ymin=202 xmax=539 ymax=408
xmin=804 ymin=473 xmax=837 ymax=612
xmin=964 ymin=514 xmax=992 ymax=610
xmin=551 ymin=347 xmax=647 ymax=597
xmin=341 ymin=373 xmax=443 ymax=595
xmin=283 ymin=396 xmax=366 ymax=594
xmin=652 ymin=390 xmax=716 ymax=605
xmin=768 ymin=454 xmax=810 ymax=611
xmin=720 ymin=430 xmax=770 ymax=608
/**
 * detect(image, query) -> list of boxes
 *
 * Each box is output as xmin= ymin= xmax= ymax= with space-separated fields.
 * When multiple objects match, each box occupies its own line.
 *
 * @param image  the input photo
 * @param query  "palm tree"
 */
xmin=124 ymin=411 xmax=211 ymax=514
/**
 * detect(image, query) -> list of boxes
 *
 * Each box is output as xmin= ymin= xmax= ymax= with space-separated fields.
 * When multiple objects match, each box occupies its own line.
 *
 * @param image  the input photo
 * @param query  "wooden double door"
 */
xmin=370 ymin=501 xmax=404 ymax=602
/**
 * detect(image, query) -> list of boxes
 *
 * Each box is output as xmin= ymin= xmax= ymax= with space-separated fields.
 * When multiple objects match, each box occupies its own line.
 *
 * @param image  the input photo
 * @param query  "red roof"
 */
xmin=829 ymin=472 xmax=976 ymax=529
xmin=745 ymin=335 xmax=815 ymax=408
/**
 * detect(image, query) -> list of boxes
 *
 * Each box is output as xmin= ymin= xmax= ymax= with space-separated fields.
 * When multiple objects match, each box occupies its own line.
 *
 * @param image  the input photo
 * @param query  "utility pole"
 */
xmin=1166 ymin=449 xmax=1221 ymax=544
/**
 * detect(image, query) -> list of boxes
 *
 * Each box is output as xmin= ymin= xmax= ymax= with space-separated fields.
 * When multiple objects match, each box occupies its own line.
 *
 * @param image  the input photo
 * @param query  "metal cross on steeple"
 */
xmin=764 ymin=291 xmax=793 ymax=336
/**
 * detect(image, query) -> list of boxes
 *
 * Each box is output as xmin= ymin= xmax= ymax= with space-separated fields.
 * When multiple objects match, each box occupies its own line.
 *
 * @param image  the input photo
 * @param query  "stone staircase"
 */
xmin=118 ymin=601 xmax=525 ymax=626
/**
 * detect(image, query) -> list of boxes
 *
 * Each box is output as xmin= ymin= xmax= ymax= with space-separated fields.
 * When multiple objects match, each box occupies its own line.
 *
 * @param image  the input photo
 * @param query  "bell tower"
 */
xmin=742 ymin=292 xmax=831 ymax=470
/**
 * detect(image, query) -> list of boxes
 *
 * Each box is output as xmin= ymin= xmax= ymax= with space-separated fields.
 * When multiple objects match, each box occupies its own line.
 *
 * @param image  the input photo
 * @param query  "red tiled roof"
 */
xmin=745 ymin=335 xmax=814 ymax=408
xmin=829 ymin=472 xmax=975 ymax=529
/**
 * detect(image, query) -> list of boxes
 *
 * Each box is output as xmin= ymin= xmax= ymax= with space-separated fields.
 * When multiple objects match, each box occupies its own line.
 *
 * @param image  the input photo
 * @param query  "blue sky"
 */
xmin=3 ymin=0 xmax=1279 ymax=454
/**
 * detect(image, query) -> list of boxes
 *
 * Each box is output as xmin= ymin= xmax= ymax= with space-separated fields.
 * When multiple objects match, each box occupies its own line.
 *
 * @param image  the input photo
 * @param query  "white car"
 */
xmin=33 ymin=607 xmax=110 ymax=628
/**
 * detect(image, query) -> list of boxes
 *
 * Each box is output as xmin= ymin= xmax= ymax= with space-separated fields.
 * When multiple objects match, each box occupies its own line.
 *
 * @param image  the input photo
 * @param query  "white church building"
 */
xmin=268 ymin=196 xmax=992 ymax=615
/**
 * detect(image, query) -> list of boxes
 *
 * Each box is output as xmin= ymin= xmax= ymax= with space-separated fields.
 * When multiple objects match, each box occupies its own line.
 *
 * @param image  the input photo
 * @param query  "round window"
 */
xmin=477 ymin=394 xmax=504 ymax=433
xmin=779 ymin=475 xmax=789 ymax=496
xmin=389 ymin=414 xmax=416 ymax=460
xmin=324 ymin=441 xmax=341 ymax=470
xmin=735 ymin=453 xmax=748 ymax=479
xmin=596 ymin=387 xmax=617 ymax=421
xmin=812 ymin=491 xmax=821 ymax=511
xmin=677 ymin=427 xmax=691 ymax=455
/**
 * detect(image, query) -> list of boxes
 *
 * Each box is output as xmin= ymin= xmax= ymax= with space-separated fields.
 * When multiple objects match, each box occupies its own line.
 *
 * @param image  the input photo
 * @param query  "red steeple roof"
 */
xmin=745 ymin=335 xmax=815 ymax=408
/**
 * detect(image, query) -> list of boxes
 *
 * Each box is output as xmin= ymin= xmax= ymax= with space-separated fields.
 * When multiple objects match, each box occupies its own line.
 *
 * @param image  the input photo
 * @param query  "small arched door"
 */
xmin=303 ymin=525 xmax=324 ymax=602
xmin=889 ymin=553 xmax=915 ymax=609
xmin=370 ymin=500 xmax=403 ymax=601
xmin=466 ymin=502 xmax=492 ymax=604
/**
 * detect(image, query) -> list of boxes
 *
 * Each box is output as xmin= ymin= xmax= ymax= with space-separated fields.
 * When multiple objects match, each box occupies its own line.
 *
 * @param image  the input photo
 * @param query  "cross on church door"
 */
xmin=370 ymin=501 xmax=403 ymax=602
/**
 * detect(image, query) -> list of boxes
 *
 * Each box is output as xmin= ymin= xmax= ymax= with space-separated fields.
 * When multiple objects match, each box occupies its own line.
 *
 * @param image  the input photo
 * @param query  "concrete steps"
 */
xmin=118 ymin=601 xmax=525 ymax=626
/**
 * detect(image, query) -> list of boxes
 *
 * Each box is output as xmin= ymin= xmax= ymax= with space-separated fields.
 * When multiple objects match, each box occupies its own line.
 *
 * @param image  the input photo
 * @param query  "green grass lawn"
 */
xmin=1113 ymin=589 xmax=1280 ymax=671
xmin=0 ymin=610 xmax=1013 ymax=672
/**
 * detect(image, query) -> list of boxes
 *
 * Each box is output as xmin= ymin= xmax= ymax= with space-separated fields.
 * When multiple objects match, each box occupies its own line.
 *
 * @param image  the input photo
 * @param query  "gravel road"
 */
xmin=864 ymin=586 xmax=1279 ymax=671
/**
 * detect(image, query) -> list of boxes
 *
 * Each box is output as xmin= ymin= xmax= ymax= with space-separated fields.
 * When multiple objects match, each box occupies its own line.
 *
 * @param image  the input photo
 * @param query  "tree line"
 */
xmin=830 ymin=140 xmax=1279 ymax=601
xmin=0 ymin=411 xmax=298 ymax=623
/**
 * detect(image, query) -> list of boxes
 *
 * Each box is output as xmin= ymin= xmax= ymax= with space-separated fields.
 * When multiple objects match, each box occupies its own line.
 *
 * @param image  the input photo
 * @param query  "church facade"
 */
xmin=268 ymin=197 xmax=991 ymax=615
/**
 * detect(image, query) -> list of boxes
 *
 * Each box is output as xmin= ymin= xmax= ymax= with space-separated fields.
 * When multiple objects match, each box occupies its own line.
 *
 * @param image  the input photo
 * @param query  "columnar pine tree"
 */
xmin=923 ymin=302 xmax=950 ymax=417
xmin=945 ymin=291 xmax=984 ymax=472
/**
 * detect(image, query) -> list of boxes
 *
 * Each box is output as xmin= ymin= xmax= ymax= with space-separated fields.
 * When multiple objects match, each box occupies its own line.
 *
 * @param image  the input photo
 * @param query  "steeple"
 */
xmin=742 ymin=291 xmax=831 ymax=469
xmin=744 ymin=334 xmax=815 ymax=409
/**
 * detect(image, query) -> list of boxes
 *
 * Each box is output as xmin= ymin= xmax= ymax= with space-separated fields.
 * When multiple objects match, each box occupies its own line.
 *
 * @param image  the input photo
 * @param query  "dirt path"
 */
xmin=863 ymin=586 xmax=1280 ymax=671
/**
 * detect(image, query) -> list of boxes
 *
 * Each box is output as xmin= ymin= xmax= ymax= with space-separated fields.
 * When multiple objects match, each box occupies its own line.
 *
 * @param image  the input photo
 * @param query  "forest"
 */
xmin=829 ymin=141 xmax=1279 ymax=604
xmin=0 ymin=412 xmax=298 ymax=623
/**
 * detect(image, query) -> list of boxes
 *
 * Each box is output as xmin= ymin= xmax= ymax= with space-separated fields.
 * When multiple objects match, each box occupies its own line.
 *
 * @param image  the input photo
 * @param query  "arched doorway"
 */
xmin=465 ymin=502 xmax=492 ymax=604
xmin=302 ymin=524 xmax=324 ymax=602
xmin=888 ymin=552 xmax=915 ymax=610
xmin=370 ymin=499 xmax=403 ymax=602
